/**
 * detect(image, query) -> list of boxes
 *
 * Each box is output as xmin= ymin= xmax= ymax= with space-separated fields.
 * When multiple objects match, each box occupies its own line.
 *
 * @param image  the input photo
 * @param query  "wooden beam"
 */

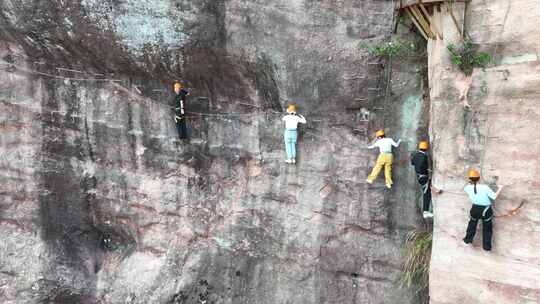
xmin=418 ymin=0 xmax=443 ymax=39
xmin=399 ymin=0 xmax=466 ymax=9
xmin=410 ymin=5 xmax=435 ymax=38
xmin=405 ymin=7 xmax=429 ymax=40
xmin=393 ymin=10 xmax=401 ymax=34
xmin=445 ymin=1 xmax=464 ymax=39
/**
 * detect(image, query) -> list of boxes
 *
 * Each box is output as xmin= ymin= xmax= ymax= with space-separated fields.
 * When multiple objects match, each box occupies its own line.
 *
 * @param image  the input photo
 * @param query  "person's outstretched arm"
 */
xmin=391 ymin=138 xmax=402 ymax=147
xmin=297 ymin=114 xmax=306 ymax=124
xmin=495 ymin=185 xmax=504 ymax=198
xmin=486 ymin=185 xmax=503 ymax=200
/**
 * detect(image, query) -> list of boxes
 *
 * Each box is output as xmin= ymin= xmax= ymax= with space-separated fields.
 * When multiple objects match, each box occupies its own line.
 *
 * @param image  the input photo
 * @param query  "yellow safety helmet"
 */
xmin=287 ymin=104 xmax=297 ymax=113
xmin=418 ymin=141 xmax=429 ymax=150
xmin=173 ymin=82 xmax=182 ymax=90
xmin=375 ymin=130 xmax=385 ymax=137
xmin=468 ymin=169 xmax=480 ymax=179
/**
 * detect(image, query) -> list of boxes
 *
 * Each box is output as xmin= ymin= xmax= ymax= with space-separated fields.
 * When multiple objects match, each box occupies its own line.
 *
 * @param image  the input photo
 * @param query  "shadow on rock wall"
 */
xmin=0 ymin=1 xmax=427 ymax=303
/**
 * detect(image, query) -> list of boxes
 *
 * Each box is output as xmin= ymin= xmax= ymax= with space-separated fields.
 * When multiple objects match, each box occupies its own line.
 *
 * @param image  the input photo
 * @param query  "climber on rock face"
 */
xmin=282 ymin=104 xmax=306 ymax=164
xmin=463 ymin=169 xmax=504 ymax=251
xmin=173 ymin=82 xmax=190 ymax=141
xmin=411 ymin=141 xmax=434 ymax=218
xmin=366 ymin=130 xmax=401 ymax=189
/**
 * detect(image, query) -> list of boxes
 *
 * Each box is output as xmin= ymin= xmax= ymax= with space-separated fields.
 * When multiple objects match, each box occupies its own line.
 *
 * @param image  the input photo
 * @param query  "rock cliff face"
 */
xmin=0 ymin=1 xmax=429 ymax=304
xmin=428 ymin=1 xmax=540 ymax=303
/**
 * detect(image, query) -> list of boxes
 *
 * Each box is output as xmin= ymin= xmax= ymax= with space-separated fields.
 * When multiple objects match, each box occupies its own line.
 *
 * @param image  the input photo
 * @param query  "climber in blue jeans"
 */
xmin=282 ymin=104 xmax=306 ymax=164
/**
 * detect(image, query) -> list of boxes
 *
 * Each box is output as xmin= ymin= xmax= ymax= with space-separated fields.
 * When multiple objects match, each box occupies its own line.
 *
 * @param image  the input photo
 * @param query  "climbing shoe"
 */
xmin=423 ymin=211 xmax=434 ymax=218
xmin=386 ymin=184 xmax=392 ymax=189
xmin=291 ymin=159 xmax=296 ymax=164
xmin=285 ymin=159 xmax=292 ymax=164
xmin=366 ymin=179 xmax=373 ymax=184
xmin=463 ymin=238 xmax=472 ymax=244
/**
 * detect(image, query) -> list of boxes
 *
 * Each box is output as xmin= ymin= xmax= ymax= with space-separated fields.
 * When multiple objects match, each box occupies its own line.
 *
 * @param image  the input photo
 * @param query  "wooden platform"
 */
xmin=397 ymin=0 xmax=467 ymax=9
xmin=395 ymin=0 xmax=466 ymax=40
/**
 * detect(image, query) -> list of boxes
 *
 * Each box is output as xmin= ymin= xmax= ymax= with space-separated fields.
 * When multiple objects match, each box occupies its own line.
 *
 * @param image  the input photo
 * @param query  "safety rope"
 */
xmin=1 ymin=63 xmax=123 ymax=82
xmin=477 ymin=0 xmax=512 ymax=174
xmin=435 ymin=186 xmax=527 ymax=218
xmin=493 ymin=199 xmax=526 ymax=218
xmin=471 ymin=0 xmax=523 ymax=220
xmin=436 ymin=1 xmax=525 ymax=221
xmin=1 ymin=62 xmax=280 ymax=119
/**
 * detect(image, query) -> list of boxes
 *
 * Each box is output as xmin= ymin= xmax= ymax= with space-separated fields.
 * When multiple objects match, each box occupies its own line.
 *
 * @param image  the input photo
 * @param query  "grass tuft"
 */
xmin=359 ymin=40 xmax=417 ymax=58
xmin=399 ymin=229 xmax=432 ymax=304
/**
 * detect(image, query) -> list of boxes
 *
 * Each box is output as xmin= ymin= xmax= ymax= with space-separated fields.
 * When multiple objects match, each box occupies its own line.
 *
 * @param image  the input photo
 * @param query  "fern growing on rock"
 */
xmin=447 ymin=39 xmax=491 ymax=75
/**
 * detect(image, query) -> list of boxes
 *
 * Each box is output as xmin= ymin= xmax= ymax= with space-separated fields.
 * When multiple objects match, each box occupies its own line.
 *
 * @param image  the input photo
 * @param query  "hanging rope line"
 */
xmin=1 ymin=61 xmax=282 ymax=119
xmin=1 ymin=63 xmax=123 ymax=82
xmin=493 ymin=199 xmax=527 ymax=219
xmin=477 ymin=0 xmax=512 ymax=174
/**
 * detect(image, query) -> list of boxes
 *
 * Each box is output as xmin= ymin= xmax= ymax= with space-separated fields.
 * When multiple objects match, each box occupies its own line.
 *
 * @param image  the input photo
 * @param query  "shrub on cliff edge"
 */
xmin=359 ymin=40 xmax=417 ymax=58
xmin=448 ymin=39 xmax=491 ymax=75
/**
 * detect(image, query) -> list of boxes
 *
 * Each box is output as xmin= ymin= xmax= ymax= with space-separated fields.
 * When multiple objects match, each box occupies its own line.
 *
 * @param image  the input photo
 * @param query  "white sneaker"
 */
xmin=366 ymin=179 xmax=373 ymax=184
xmin=285 ymin=159 xmax=292 ymax=164
xmin=292 ymin=159 xmax=296 ymax=164
xmin=386 ymin=184 xmax=392 ymax=189
xmin=423 ymin=211 xmax=434 ymax=218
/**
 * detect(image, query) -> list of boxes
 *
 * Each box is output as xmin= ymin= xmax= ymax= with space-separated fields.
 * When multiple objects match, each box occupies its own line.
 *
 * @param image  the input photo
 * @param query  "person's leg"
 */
xmin=176 ymin=122 xmax=183 ymax=139
xmin=291 ymin=130 xmax=298 ymax=161
xmin=464 ymin=205 xmax=481 ymax=243
xmin=482 ymin=207 xmax=493 ymax=251
xmin=288 ymin=140 xmax=295 ymax=161
xmin=418 ymin=176 xmax=433 ymax=217
xmin=419 ymin=176 xmax=432 ymax=212
xmin=367 ymin=154 xmax=384 ymax=183
xmin=384 ymin=154 xmax=393 ymax=188
xmin=180 ymin=120 xmax=188 ymax=139
xmin=284 ymin=131 xmax=292 ymax=161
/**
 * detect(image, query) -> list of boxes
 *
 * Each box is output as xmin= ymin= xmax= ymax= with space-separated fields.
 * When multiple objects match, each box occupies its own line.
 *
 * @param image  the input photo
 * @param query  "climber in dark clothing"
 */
xmin=411 ymin=141 xmax=434 ymax=218
xmin=463 ymin=169 xmax=503 ymax=251
xmin=173 ymin=82 xmax=190 ymax=140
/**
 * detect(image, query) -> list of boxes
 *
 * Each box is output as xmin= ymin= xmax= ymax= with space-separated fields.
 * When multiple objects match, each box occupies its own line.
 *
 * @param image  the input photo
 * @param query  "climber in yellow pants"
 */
xmin=366 ymin=130 xmax=401 ymax=189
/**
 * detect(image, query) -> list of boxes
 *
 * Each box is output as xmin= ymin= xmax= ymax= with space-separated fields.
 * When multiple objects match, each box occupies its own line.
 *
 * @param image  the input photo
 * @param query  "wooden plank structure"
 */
xmin=395 ymin=0 xmax=467 ymax=40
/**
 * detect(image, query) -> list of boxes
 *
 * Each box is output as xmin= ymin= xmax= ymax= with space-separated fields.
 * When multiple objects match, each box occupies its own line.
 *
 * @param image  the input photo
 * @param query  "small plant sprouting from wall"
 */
xmin=447 ymin=39 xmax=491 ymax=75
xmin=400 ymin=229 xmax=432 ymax=304
xmin=359 ymin=40 xmax=417 ymax=58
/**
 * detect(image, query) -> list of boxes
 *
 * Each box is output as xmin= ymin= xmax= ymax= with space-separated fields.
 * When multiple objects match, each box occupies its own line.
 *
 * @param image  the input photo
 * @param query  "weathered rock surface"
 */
xmin=428 ymin=1 xmax=540 ymax=303
xmin=0 ymin=1 xmax=429 ymax=303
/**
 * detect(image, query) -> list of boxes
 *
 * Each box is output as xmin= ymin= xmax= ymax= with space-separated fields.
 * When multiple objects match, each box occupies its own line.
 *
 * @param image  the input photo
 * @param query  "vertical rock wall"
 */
xmin=0 ymin=1 xmax=428 ymax=303
xmin=428 ymin=1 xmax=540 ymax=303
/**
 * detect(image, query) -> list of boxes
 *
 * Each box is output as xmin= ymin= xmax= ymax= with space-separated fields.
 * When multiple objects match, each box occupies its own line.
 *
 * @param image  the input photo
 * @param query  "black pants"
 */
xmin=417 ymin=175 xmax=432 ymax=212
xmin=176 ymin=119 xmax=188 ymax=139
xmin=464 ymin=205 xmax=493 ymax=251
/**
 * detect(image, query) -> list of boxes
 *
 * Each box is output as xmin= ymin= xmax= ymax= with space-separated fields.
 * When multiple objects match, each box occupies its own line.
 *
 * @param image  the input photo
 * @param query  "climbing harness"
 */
xmin=417 ymin=174 xmax=430 ymax=194
xmin=481 ymin=205 xmax=492 ymax=222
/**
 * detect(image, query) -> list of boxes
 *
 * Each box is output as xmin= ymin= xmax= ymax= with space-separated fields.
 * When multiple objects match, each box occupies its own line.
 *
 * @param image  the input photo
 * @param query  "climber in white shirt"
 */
xmin=366 ymin=130 xmax=401 ymax=188
xmin=282 ymin=104 xmax=306 ymax=164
